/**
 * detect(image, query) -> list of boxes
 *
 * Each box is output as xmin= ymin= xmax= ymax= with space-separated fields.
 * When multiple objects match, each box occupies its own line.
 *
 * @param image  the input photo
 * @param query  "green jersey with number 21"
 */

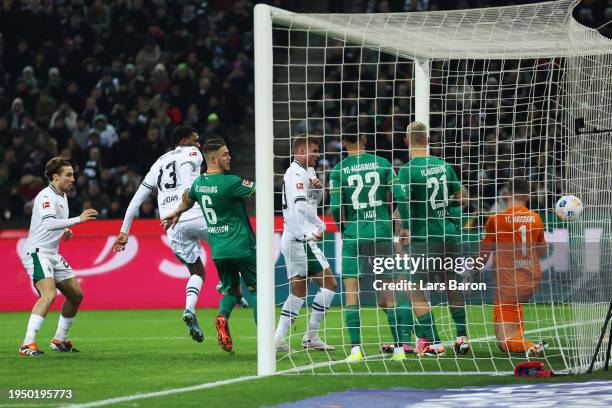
xmin=188 ymin=173 xmax=256 ymax=259
xmin=329 ymin=153 xmax=399 ymax=240
xmin=398 ymin=156 xmax=462 ymax=242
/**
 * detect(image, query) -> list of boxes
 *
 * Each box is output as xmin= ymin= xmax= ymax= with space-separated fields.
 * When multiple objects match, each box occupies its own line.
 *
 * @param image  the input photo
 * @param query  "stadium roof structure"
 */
xmin=269 ymin=0 xmax=612 ymax=60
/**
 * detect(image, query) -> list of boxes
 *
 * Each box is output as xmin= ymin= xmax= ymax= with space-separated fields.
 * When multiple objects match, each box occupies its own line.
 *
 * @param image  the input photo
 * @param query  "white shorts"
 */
xmin=166 ymin=216 xmax=208 ymax=265
xmin=281 ymin=233 xmax=329 ymax=279
xmin=21 ymin=250 xmax=75 ymax=284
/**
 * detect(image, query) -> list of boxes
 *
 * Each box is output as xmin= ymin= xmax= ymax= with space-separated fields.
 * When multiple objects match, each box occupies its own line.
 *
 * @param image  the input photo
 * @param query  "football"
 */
xmin=555 ymin=195 xmax=584 ymax=221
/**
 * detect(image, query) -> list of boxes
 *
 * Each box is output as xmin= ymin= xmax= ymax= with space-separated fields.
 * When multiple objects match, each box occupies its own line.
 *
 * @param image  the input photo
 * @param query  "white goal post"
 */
xmin=254 ymin=0 xmax=612 ymax=376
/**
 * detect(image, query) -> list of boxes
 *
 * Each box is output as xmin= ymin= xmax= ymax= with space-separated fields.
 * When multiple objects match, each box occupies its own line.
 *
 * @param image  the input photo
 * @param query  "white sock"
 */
xmin=275 ymin=294 xmax=304 ymax=341
xmin=54 ymin=315 xmax=75 ymax=342
xmin=307 ymin=287 xmax=335 ymax=339
xmin=185 ymin=275 xmax=203 ymax=312
xmin=351 ymin=345 xmax=362 ymax=355
xmin=23 ymin=314 xmax=44 ymax=345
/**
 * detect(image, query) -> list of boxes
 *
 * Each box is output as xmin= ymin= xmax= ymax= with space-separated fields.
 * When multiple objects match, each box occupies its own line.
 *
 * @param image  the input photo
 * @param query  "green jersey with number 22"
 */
xmin=329 ymin=153 xmax=401 ymax=240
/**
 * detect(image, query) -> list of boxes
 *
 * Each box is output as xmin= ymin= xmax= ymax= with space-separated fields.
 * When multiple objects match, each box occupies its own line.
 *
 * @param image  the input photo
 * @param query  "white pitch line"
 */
xmin=64 ymin=375 xmax=260 ymax=408
xmin=64 ymin=320 xmax=586 ymax=407
xmin=278 ymin=320 xmax=585 ymax=374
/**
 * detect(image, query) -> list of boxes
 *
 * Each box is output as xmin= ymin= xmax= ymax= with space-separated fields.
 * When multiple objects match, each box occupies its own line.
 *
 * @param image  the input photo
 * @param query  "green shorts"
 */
xmin=341 ymin=238 xmax=396 ymax=279
xmin=406 ymin=241 xmax=460 ymax=282
xmin=215 ymin=253 xmax=257 ymax=293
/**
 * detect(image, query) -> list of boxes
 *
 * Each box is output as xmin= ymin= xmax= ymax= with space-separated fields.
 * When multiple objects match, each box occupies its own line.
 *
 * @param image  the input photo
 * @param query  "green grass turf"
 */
xmin=1 ymin=307 xmax=610 ymax=407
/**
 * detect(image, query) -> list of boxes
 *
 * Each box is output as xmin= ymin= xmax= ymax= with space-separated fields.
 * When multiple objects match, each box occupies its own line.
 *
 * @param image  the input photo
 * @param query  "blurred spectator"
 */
xmin=136 ymin=40 xmax=161 ymax=75
xmin=139 ymin=127 xmax=166 ymax=172
xmin=92 ymin=114 xmax=118 ymax=148
xmin=73 ymin=117 xmax=91 ymax=150
xmin=9 ymin=98 xmax=25 ymax=130
xmin=34 ymin=89 xmax=57 ymax=127
xmin=50 ymin=103 xmax=78 ymax=134
xmin=87 ymin=181 xmax=111 ymax=218
xmin=202 ymin=113 xmax=226 ymax=140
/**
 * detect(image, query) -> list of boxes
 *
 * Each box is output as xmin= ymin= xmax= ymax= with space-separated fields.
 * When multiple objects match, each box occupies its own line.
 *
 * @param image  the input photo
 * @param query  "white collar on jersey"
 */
xmin=48 ymin=183 xmax=64 ymax=197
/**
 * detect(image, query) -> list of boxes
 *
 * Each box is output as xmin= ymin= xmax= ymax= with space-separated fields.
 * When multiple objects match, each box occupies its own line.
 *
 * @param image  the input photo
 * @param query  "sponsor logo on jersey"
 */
xmin=42 ymin=201 xmax=51 ymax=209
xmin=161 ymin=194 xmax=180 ymax=205
xmin=189 ymin=151 xmax=198 ymax=156
xmin=242 ymin=179 xmax=254 ymax=188
xmin=296 ymin=182 xmax=304 ymax=189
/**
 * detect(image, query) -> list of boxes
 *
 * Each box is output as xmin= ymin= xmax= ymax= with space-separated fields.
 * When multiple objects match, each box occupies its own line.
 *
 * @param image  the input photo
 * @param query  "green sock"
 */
xmin=219 ymin=294 xmax=238 ymax=319
xmin=383 ymin=308 xmax=400 ymax=346
xmin=450 ymin=306 xmax=467 ymax=337
xmin=396 ymin=299 xmax=415 ymax=346
xmin=249 ymin=290 xmax=257 ymax=324
xmin=415 ymin=311 xmax=440 ymax=343
xmin=344 ymin=305 xmax=361 ymax=346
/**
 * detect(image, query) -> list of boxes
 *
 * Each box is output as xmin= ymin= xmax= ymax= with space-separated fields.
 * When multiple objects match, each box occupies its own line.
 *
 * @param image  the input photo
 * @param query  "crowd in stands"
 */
xmin=0 ymin=0 xmax=254 ymax=223
xmin=0 ymin=0 xmax=609 ymax=224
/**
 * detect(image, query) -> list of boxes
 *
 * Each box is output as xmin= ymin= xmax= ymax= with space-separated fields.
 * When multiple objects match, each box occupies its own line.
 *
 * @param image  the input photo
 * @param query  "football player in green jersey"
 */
xmin=397 ymin=121 xmax=470 ymax=357
xmin=329 ymin=123 xmax=413 ymax=362
xmin=163 ymin=138 xmax=256 ymax=354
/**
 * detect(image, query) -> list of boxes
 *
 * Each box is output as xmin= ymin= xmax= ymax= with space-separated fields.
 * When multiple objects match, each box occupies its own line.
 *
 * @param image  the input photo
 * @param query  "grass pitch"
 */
xmin=1 ymin=307 xmax=610 ymax=407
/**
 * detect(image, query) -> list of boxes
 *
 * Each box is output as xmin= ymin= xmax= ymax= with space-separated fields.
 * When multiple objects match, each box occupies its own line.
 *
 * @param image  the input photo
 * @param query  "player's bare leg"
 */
xmin=183 ymin=258 xmax=205 ymax=343
xmin=20 ymin=277 xmax=57 ymax=356
xmin=343 ymin=277 xmax=363 ymax=361
xmin=52 ymin=277 xmax=83 ymax=352
xmin=302 ymin=268 xmax=337 ymax=351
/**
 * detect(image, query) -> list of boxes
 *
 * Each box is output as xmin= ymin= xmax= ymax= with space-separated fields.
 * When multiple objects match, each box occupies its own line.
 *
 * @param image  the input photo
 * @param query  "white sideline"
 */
xmin=66 ymin=320 xmax=584 ymax=407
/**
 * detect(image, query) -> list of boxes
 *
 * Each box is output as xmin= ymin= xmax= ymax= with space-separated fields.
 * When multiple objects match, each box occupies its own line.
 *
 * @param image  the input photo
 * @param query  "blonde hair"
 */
xmin=406 ymin=121 xmax=428 ymax=147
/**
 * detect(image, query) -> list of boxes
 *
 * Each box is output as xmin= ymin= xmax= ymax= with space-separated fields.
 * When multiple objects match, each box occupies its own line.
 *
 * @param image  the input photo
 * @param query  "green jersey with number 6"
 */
xmin=188 ymin=173 xmax=256 ymax=259
xmin=398 ymin=156 xmax=462 ymax=242
xmin=329 ymin=153 xmax=399 ymax=240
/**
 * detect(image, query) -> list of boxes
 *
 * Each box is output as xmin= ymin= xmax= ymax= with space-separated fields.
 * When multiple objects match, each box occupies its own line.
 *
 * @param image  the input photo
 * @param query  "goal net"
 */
xmin=254 ymin=0 xmax=612 ymax=376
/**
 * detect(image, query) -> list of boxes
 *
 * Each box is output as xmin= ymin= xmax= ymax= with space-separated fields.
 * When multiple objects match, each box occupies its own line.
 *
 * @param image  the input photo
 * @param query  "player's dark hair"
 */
xmin=44 ymin=156 xmax=72 ymax=181
xmin=509 ymin=178 xmax=530 ymax=196
xmin=292 ymin=135 xmax=321 ymax=152
xmin=203 ymin=138 xmax=227 ymax=156
xmin=342 ymin=123 xmax=360 ymax=144
xmin=172 ymin=125 xmax=197 ymax=146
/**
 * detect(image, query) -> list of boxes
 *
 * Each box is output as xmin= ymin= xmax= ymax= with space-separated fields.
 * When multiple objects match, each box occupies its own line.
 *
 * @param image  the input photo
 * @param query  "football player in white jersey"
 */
xmin=112 ymin=126 xmax=208 ymax=343
xmin=19 ymin=156 xmax=99 ymax=356
xmin=275 ymin=136 xmax=337 ymax=352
